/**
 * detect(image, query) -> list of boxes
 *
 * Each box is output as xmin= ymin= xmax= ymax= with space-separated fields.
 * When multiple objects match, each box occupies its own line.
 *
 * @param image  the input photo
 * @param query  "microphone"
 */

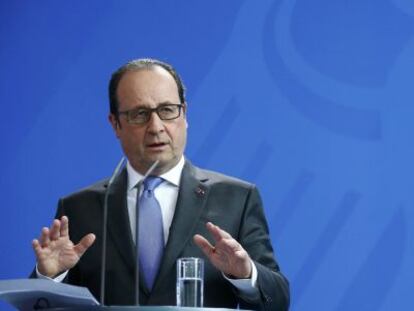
xmin=100 ymin=156 xmax=126 ymax=305
xmin=135 ymin=160 xmax=159 ymax=306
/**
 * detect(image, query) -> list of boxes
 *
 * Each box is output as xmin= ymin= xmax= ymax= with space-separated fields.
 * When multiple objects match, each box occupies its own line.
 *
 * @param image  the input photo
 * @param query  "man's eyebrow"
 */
xmin=157 ymin=101 xmax=175 ymax=106
xmin=128 ymin=101 xmax=175 ymax=109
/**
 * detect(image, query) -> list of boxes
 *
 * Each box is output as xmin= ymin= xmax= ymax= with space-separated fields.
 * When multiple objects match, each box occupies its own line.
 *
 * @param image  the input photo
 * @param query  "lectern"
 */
xmin=45 ymin=307 xmax=237 ymax=311
xmin=46 ymin=307 xmax=237 ymax=311
xmin=0 ymin=280 xmax=247 ymax=311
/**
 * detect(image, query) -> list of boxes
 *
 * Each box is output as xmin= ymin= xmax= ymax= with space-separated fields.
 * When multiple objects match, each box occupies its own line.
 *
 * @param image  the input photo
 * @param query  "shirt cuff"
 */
xmin=223 ymin=259 xmax=259 ymax=296
xmin=36 ymin=265 xmax=68 ymax=282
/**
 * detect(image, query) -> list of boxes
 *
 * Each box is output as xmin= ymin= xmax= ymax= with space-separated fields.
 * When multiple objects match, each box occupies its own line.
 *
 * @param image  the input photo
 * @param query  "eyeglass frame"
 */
xmin=117 ymin=103 xmax=185 ymax=125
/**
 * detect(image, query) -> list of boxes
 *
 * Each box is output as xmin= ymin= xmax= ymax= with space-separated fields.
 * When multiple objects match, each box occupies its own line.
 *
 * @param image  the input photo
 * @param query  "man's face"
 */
xmin=109 ymin=67 xmax=187 ymax=175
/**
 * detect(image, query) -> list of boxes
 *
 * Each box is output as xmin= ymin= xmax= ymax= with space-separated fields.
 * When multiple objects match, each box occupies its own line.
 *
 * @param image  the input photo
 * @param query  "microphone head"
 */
xmin=108 ymin=157 xmax=126 ymax=185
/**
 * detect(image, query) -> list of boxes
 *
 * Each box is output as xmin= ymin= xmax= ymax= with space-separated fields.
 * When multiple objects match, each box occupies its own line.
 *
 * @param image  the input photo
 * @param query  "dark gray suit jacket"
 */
xmin=48 ymin=161 xmax=289 ymax=310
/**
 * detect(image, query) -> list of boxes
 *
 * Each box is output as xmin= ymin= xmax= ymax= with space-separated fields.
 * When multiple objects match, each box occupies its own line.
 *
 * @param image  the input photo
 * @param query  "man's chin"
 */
xmin=147 ymin=156 xmax=179 ymax=174
xmin=129 ymin=152 xmax=179 ymax=175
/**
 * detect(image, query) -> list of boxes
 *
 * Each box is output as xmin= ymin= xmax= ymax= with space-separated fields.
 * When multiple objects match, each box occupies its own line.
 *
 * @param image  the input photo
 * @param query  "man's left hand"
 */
xmin=193 ymin=222 xmax=252 ymax=279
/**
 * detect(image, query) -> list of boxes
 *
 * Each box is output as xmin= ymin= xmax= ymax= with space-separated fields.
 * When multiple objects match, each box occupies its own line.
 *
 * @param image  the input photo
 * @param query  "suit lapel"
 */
xmin=105 ymin=168 xmax=136 ymax=273
xmin=153 ymin=162 xmax=209 ymax=290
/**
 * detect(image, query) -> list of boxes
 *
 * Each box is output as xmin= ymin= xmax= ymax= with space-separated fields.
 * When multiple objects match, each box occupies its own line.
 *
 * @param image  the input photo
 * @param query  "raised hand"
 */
xmin=32 ymin=216 xmax=96 ymax=278
xmin=193 ymin=222 xmax=252 ymax=279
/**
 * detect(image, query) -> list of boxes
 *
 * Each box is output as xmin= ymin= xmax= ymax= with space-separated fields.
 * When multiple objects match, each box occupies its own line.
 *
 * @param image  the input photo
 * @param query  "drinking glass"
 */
xmin=176 ymin=257 xmax=204 ymax=307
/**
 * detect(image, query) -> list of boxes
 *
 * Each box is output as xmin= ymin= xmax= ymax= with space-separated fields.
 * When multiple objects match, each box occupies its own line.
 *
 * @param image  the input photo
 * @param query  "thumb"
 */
xmin=74 ymin=233 xmax=96 ymax=257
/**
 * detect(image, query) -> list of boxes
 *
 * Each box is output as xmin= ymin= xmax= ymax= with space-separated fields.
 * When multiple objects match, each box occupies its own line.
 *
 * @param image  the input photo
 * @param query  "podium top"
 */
xmin=0 ymin=279 xmax=249 ymax=311
xmin=46 ymin=307 xmax=244 ymax=311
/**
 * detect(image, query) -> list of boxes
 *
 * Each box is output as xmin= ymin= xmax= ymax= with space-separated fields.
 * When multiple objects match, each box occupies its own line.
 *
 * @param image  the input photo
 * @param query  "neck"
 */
xmin=131 ymin=159 xmax=181 ymax=177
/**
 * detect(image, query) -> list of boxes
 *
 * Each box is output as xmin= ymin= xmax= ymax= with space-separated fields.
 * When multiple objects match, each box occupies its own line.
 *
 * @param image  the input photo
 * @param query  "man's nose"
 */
xmin=147 ymin=112 xmax=165 ymax=133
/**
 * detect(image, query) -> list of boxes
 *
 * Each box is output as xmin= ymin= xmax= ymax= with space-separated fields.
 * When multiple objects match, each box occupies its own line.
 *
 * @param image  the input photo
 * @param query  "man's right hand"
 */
xmin=32 ymin=216 xmax=96 ymax=278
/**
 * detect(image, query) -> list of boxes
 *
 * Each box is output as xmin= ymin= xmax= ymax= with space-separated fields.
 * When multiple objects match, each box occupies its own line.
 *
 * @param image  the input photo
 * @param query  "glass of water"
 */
xmin=176 ymin=257 xmax=204 ymax=307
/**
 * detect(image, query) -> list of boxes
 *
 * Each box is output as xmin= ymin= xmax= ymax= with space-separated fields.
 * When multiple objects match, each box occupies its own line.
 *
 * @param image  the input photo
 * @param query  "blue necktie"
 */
xmin=138 ymin=176 xmax=164 ymax=290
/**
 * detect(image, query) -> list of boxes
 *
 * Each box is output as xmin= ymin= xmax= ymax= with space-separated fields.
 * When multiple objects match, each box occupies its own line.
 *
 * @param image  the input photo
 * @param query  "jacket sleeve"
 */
xmin=235 ymin=186 xmax=290 ymax=311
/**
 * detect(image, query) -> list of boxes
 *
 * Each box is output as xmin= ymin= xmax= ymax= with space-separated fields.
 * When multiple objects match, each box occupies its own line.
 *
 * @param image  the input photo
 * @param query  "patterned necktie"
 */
xmin=137 ymin=176 xmax=165 ymax=290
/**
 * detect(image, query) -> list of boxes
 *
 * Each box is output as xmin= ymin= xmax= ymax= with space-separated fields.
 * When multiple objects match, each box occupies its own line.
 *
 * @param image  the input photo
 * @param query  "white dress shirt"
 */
xmin=126 ymin=156 xmax=184 ymax=244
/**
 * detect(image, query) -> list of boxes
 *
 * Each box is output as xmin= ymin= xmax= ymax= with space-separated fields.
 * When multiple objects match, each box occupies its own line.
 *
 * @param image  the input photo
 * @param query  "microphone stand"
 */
xmin=100 ymin=157 xmax=126 ymax=305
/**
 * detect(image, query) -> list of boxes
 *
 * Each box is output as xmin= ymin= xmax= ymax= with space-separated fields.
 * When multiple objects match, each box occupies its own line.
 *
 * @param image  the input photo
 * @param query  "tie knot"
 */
xmin=143 ymin=176 xmax=164 ymax=192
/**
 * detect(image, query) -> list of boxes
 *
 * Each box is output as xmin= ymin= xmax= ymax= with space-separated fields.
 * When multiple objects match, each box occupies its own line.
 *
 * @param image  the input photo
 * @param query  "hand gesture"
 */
xmin=193 ymin=222 xmax=252 ymax=279
xmin=32 ymin=216 xmax=96 ymax=278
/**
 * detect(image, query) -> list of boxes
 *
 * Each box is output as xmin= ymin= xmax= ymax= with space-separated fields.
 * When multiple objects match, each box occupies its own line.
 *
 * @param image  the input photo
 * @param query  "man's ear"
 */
xmin=182 ymin=103 xmax=188 ymax=128
xmin=108 ymin=114 xmax=120 ymax=137
xmin=182 ymin=102 xmax=187 ymax=115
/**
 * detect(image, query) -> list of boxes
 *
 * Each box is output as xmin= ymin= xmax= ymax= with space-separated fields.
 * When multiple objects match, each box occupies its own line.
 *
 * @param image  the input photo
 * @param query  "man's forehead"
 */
xmin=120 ymin=67 xmax=176 ymax=89
xmin=116 ymin=67 xmax=179 ymax=106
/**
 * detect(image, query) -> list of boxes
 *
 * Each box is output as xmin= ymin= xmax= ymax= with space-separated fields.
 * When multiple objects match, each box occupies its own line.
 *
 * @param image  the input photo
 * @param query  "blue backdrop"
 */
xmin=1 ymin=1 xmax=413 ymax=310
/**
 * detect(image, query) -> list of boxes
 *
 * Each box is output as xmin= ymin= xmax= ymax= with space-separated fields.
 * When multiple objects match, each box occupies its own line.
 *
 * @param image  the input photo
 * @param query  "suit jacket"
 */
xmin=45 ymin=161 xmax=289 ymax=310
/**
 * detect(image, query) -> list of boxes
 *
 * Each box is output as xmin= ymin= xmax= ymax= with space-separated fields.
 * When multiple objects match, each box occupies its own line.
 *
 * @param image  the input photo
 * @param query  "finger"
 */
xmin=193 ymin=234 xmax=215 ymax=257
xmin=39 ymin=227 xmax=50 ymax=247
xmin=49 ymin=219 xmax=61 ymax=240
xmin=74 ymin=233 xmax=96 ymax=257
xmin=32 ymin=239 xmax=42 ymax=256
xmin=206 ymin=222 xmax=232 ymax=242
xmin=216 ymin=237 xmax=242 ymax=254
xmin=60 ymin=216 xmax=69 ymax=237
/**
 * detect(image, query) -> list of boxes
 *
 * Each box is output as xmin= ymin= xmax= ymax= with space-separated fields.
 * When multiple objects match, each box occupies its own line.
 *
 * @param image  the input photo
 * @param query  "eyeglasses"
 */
xmin=118 ymin=104 xmax=185 ymax=125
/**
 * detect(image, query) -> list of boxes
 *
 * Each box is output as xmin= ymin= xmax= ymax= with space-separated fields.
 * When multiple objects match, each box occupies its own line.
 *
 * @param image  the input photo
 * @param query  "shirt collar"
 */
xmin=127 ymin=156 xmax=185 ymax=191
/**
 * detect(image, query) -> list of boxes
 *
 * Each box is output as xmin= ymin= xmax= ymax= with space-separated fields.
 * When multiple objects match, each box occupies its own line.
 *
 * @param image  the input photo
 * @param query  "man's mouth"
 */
xmin=147 ymin=142 xmax=167 ymax=148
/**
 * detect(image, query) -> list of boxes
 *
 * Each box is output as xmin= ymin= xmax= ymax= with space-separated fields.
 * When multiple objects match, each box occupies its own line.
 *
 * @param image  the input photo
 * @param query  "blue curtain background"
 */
xmin=1 ymin=1 xmax=413 ymax=310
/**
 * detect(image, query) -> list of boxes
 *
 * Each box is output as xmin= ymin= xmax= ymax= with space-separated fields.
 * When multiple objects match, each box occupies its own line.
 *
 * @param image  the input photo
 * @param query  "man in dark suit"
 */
xmin=32 ymin=58 xmax=289 ymax=310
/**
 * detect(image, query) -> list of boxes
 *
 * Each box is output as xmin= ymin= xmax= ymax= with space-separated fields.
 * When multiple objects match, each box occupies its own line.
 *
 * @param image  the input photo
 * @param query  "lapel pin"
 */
xmin=195 ymin=187 xmax=206 ymax=197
